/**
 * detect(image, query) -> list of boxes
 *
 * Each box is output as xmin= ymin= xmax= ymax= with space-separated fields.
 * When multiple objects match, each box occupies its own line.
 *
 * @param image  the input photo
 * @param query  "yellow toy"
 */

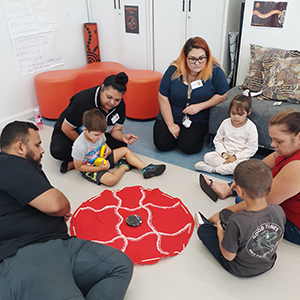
xmin=94 ymin=144 xmax=107 ymax=166
xmin=94 ymin=157 xmax=107 ymax=166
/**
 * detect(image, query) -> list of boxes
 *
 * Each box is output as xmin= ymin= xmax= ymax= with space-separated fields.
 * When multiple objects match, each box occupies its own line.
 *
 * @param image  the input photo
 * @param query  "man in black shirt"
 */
xmin=0 ymin=121 xmax=133 ymax=300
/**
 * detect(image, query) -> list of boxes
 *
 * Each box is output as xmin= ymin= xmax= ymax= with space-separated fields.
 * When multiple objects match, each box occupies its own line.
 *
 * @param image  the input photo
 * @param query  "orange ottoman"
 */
xmin=34 ymin=62 xmax=124 ymax=119
xmin=34 ymin=62 xmax=162 ymax=120
xmin=124 ymin=69 xmax=162 ymax=120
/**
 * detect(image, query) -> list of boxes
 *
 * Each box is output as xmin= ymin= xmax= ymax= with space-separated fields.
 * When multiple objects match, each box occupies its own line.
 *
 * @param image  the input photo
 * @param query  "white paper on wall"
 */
xmin=2 ymin=0 xmax=63 ymax=76
xmin=13 ymin=31 xmax=63 ymax=76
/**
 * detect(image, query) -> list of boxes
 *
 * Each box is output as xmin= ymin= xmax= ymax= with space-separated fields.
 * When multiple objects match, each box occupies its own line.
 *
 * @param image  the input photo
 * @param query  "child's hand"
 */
xmin=96 ymin=160 xmax=110 ymax=171
xmin=223 ymin=155 xmax=236 ymax=164
xmin=221 ymin=152 xmax=230 ymax=159
xmin=103 ymin=144 xmax=111 ymax=158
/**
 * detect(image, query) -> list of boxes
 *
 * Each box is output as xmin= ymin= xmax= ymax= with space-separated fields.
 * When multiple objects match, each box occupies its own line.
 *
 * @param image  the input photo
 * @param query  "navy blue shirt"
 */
xmin=157 ymin=65 xmax=229 ymax=124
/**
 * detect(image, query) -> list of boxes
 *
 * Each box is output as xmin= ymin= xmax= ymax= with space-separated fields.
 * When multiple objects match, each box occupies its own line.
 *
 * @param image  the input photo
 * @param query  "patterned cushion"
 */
xmin=260 ymin=57 xmax=300 ymax=103
xmin=241 ymin=44 xmax=300 ymax=92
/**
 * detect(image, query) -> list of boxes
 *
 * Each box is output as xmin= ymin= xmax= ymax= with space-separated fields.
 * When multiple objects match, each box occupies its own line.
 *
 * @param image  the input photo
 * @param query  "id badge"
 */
xmin=191 ymin=80 xmax=203 ymax=90
xmin=182 ymin=114 xmax=192 ymax=128
xmin=111 ymin=113 xmax=120 ymax=124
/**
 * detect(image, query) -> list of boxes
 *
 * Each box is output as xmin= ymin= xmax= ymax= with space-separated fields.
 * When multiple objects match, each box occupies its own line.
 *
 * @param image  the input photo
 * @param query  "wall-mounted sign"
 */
xmin=251 ymin=1 xmax=288 ymax=28
xmin=125 ymin=6 xmax=139 ymax=34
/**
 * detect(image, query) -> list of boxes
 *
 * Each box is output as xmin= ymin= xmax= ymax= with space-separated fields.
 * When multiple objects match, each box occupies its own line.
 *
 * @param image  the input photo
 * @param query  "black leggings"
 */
xmin=50 ymin=128 xmax=127 ymax=162
xmin=153 ymin=118 xmax=208 ymax=154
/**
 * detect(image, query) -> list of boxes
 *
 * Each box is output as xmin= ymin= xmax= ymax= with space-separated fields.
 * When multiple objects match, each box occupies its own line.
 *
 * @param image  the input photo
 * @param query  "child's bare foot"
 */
xmin=203 ymin=175 xmax=232 ymax=199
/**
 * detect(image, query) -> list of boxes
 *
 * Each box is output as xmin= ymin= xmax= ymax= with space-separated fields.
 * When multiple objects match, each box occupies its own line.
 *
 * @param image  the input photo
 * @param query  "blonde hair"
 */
xmin=171 ymin=37 xmax=222 ymax=82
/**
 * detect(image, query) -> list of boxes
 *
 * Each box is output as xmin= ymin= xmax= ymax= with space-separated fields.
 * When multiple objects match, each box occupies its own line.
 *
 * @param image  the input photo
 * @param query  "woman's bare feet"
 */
xmin=203 ymin=175 xmax=232 ymax=199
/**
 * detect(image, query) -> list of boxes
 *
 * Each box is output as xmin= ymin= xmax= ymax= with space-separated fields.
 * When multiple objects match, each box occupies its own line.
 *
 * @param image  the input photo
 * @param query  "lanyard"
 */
xmin=186 ymin=74 xmax=192 ymax=107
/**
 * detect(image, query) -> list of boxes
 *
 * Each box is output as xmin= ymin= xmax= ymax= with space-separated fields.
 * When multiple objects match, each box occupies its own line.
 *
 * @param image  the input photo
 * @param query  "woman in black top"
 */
xmin=50 ymin=72 xmax=138 ymax=173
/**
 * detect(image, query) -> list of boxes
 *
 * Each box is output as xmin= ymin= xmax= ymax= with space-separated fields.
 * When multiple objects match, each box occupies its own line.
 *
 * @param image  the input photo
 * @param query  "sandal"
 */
xmin=199 ymin=174 xmax=218 ymax=202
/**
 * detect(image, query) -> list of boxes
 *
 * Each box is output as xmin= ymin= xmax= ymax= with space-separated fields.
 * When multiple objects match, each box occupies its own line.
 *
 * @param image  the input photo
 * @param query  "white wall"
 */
xmin=0 ymin=0 xmax=89 ymax=128
xmin=2 ymin=0 xmax=300 ymax=128
xmin=237 ymin=0 xmax=300 ymax=85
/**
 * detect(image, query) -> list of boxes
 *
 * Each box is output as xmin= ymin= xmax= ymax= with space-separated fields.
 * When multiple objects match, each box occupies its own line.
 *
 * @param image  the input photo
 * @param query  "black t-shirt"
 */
xmin=54 ymin=86 xmax=126 ymax=134
xmin=0 ymin=153 xmax=69 ymax=261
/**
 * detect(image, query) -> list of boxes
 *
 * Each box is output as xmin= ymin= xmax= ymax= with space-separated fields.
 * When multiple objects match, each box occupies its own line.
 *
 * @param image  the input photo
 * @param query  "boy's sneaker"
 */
xmin=118 ymin=158 xmax=135 ymax=171
xmin=194 ymin=211 xmax=214 ymax=228
xmin=194 ymin=161 xmax=214 ymax=173
xmin=194 ymin=212 xmax=205 ymax=228
xmin=142 ymin=164 xmax=166 ymax=179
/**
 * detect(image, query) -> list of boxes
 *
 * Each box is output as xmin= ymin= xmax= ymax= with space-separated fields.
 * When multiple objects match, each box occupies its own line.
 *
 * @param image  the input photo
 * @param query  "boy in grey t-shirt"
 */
xmin=72 ymin=109 xmax=166 ymax=186
xmin=196 ymin=159 xmax=286 ymax=277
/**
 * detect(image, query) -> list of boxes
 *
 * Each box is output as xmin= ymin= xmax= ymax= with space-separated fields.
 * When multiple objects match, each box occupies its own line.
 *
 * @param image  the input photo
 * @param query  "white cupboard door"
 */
xmin=187 ymin=0 xmax=226 ymax=64
xmin=119 ymin=0 xmax=151 ymax=69
xmin=91 ymin=0 xmax=151 ymax=70
xmin=153 ymin=0 xmax=188 ymax=74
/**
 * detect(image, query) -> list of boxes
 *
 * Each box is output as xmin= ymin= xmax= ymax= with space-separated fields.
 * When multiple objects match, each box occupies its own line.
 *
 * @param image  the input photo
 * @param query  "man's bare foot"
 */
xmin=203 ymin=175 xmax=232 ymax=199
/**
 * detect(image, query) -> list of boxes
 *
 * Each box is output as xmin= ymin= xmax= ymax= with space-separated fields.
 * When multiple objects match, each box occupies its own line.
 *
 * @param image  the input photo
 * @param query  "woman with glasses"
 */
xmin=153 ymin=37 xmax=229 ymax=154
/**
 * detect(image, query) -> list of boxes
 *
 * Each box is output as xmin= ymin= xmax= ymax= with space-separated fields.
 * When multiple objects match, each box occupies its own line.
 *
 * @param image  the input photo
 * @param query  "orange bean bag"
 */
xmin=34 ymin=62 xmax=162 ymax=120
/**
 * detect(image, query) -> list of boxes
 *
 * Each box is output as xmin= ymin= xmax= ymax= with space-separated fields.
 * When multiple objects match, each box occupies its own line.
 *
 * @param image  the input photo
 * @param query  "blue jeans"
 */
xmin=0 ymin=237 xmax=133 ymax=300
xmin=229 ymin=182 xmax=300 ymax=245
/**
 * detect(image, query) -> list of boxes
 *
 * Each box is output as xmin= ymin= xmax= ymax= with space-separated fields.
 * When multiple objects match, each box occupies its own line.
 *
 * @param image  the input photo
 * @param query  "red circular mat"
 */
xmin=70 ymin=186 xmax=194 ymax=264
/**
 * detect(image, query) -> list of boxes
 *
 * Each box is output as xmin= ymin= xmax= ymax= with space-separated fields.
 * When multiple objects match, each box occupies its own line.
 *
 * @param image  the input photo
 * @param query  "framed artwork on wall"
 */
xmin=251 ymin=1 xmax=288 ymax=28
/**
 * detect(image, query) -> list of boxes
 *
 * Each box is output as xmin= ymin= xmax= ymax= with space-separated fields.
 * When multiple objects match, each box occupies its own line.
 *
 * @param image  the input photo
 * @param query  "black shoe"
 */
xmin=118 ymin=158 xmax=135 ymax=171
xmin=60 ymin=161 xmax=69 ymax=174
xmin=142 ymin=164 xmax=166 ymax=179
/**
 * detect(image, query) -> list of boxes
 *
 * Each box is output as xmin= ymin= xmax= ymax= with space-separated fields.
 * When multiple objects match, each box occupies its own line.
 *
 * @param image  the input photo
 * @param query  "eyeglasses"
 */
xmin=187 ymin=56 xmax=207 ymax=64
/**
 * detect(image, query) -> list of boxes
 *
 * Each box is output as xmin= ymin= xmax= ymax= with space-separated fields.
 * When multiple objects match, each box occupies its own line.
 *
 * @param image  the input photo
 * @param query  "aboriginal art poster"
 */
xmin=125 ymin=6 xmax=139 ymax=34
xmin=251 ymin=1 xmax=288 ymax=28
